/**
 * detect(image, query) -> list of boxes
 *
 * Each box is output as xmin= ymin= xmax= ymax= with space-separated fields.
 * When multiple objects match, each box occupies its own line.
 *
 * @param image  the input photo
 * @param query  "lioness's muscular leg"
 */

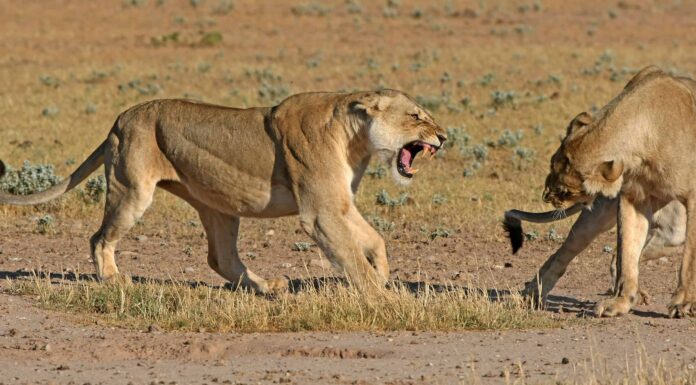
xmin=197 ymin=208 xmax=285 ymax=293
xmin=298 ymin=204 xmax=386 ymax=290
xmin=669 ymin=197 xmax=696 ymax=317
xmin=91 ymin=162 xmax=157 ymax=281
xmin=524 ymin=196 xmax=617 ymax=302
xmin=594 ymin=195 xmax=651 ymax=317
xmin=346 ymin=208 xmax=389 ymax=281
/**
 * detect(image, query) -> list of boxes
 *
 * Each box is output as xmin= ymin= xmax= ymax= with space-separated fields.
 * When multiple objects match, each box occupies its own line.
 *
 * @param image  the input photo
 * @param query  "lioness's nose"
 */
xmin=542 ymin=188 xmax=551 ymax=203
xmin=437 ymin=134 xmax=447 ymax=146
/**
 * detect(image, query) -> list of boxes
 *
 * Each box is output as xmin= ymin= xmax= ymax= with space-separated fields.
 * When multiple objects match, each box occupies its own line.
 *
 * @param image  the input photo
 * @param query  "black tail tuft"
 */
xmin=0 ymin=160 xmax=5 ymax=178
xmin=503 ymin=214 xmax=524 ymax=254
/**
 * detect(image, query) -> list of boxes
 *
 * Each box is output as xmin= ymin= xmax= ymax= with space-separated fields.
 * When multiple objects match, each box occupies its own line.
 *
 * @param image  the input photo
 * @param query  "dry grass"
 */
xmin=8 ymin=273 xmax=561 ymax=333
xmin=562 ymin=350 xmax=696 ymax=385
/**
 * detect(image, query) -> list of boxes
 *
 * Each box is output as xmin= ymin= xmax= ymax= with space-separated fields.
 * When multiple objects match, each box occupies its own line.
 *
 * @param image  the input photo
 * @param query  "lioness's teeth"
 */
xmin=429 ymin=152 xmax=435 ymax=160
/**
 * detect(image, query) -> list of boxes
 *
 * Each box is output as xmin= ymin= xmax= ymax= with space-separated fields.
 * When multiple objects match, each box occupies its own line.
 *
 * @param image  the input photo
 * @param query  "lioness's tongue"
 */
xmin=400 ymin=148 xmax=413 ymax=172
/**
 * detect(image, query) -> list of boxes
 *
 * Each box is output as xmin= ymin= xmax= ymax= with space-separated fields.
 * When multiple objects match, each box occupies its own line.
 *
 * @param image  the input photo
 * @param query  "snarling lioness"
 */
xmin=506 ymin=65 xmax=696 ymax=317
xmin=0 ymin=90 xmax=446 ymax=293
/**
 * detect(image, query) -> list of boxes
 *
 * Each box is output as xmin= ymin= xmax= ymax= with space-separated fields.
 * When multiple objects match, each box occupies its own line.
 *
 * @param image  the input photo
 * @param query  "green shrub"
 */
xmin=0 ymin=161 xmax=61 ymax=195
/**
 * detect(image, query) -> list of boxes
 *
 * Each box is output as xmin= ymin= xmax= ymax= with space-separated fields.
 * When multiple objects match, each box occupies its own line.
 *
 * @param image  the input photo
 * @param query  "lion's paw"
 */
xmin=103 ymin=272 xmax=131 ymax=287
xmin=668 ymin=289 xmax=696 ymax=318
xmin=594 ymin=296 xmax=632 ymax=317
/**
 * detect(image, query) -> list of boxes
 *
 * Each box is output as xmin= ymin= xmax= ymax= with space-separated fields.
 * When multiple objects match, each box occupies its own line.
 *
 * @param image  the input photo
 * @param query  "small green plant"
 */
xmin=199 ymin=31 xmax=223 ymax=46
xmin=525 ymin=230 xmax=538 ymax=241
xmin=85 ymin=103 xmax=97 ymax=115
xmin=515 ymin=147 xmax=535 ymax=160
xmin=497 ymin=129 xmax=523 ymax=147
xmin=376 ymin=190 xmax=409 ymax=208
xmin=346 ymin=0 xmax=363 ymax=14
xmin=246 ymin=68 xmax=290 ymax=104
xmin=490 ymin=90 xmax=517 ymax=108
xmin=291 ymin=242 xmax=312 ymax=252
xmin=430 ymin=227 xmax=451 ymax=240
xmin=382 ymin=6 xmax=398 ymax=17
xmin=212 ymin=0 xmax=234 ymax=15
xmin=0 ymin=161 xmax=61 ymax=195
xmin=472 ymin=144 xmax=489 ymax=162
xmin=365 ymin=214 xmax=396 ymax=233
xmin=431 ymin=193 xmax=447 ymax=205
xmin=41 ymin=106 xmax=60 ymax=118
xmin=151 ymin=32 xmax=180 ymax=47
xmin=443 ymin=126 xmax=470 ymax=150
xmin=365 ymin=164 xmax=387 ymax=179
xmin=547 ymin=227 xmax=564 ymax=242
xmin=479 ymin=73 xmax=495 ymax=86
xmin=415 ymin=94 xmax=447 ymax=112
xmin=39 ymin=75 xmax=60 ymax=87
xmin=291 ymin=3 xmax=331 ymax=16
xmin=197 ymin=62 xmax=212 ymax=73
xmin=118 ymin=78 xmax=161 ymax=96
xmin=36 ymin=215 xmax=55 ymax=235
xmin=82 ymin=175 xmax=107 ymax=204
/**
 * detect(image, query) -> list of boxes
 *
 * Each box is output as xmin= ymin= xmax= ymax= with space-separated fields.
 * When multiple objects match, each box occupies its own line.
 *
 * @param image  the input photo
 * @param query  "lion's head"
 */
xmin=542 ymin=111 xmax=624 ymax=209
xmin=351 ymin=90 xmax=447 ymax=183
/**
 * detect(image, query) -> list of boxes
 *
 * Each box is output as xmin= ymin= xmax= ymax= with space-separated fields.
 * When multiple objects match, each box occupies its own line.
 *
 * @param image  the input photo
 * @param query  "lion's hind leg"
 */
xmin=198 ymin=208 xmax=285 ymax=294
xmin=91 ymin=171 xmax=157 ymax=283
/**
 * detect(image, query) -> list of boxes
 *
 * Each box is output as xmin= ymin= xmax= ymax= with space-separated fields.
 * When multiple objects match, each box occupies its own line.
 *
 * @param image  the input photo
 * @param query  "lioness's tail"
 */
xmin=0 ymin=140 xmax=106 ymax=205
xmin=503 ymin=203 xmax=584 ymax=254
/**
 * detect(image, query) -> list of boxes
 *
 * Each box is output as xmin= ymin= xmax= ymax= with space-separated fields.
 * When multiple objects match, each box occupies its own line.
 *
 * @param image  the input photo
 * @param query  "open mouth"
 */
xmin=397 ymin=141 xmax=439 ymax=178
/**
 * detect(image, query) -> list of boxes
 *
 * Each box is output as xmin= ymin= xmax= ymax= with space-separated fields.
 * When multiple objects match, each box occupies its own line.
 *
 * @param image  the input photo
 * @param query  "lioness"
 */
xmin=506 ymin=65 xmax=696 ymax=317
xmin=504 ymin=197 xmax=685 ymax=303
xmin=0 ymin=90 xmax=446 ymax=293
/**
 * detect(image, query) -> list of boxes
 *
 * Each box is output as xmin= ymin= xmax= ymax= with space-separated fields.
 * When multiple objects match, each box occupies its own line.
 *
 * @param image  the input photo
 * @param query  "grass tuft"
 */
xmin=9 ymin=275 xmax=561 ymax=333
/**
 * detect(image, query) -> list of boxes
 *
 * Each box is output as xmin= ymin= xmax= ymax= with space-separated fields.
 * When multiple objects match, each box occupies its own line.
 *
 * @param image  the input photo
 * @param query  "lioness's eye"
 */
xmin=410 ymin=113 xmax=419 ymax=120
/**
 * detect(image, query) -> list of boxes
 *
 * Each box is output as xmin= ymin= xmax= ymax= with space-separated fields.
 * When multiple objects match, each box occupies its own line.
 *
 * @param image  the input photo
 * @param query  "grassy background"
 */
xmin=4 ymin=0 xmax=695 ymax=236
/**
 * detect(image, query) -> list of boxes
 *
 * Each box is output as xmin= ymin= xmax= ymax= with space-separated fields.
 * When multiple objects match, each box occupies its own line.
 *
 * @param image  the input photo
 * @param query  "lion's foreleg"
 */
xmin=297 ymin=192 xmax=386 ymax=290
xmin=524 ymin=196 xmax=618 ymax=303
xmin=669 ymin=197 xmax=696 ymax=317
xmin=594 ymin=195 xmax=651 ymax=317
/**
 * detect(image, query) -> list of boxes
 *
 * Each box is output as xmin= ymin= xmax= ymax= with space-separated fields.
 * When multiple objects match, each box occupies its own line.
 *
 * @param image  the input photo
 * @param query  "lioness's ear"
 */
xmin=353 ymin=93 xmax=391 ymax=114
xmin=596 ymin=160 xmax=623 ymax=182
xmin=566 ymin=112 xmax=592 ymax=136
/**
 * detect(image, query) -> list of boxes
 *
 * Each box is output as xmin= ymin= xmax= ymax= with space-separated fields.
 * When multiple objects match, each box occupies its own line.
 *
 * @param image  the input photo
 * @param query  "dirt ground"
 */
xmin=3 ymin=0 xmax=696 ymax=384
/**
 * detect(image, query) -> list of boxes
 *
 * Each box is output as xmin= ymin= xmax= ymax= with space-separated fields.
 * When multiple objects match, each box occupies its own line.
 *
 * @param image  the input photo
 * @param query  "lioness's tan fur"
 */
xmin=538 ymin=65 xmax=696 ymax=317
xmin=0 ymin=90 xmax=446 ymax=293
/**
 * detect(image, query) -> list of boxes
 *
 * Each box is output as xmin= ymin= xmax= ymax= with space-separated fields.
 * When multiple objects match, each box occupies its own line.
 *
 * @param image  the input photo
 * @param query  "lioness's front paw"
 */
xmin=594 ymin=296 xmax=632 ymax=317
xmin=668 ymin=289 xmax=696 ymax=318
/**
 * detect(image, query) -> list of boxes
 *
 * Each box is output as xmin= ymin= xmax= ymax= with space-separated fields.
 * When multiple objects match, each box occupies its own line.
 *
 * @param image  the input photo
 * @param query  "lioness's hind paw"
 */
xmin=594 ymin=297 xmax=631 ymax=317
xmin=668 ymin=302 xmax=696 ymax=318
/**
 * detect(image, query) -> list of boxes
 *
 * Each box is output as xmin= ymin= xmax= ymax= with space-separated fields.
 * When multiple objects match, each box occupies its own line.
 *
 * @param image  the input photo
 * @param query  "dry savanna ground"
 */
xmin=2 ymin=1 xmax=696 ymax=384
